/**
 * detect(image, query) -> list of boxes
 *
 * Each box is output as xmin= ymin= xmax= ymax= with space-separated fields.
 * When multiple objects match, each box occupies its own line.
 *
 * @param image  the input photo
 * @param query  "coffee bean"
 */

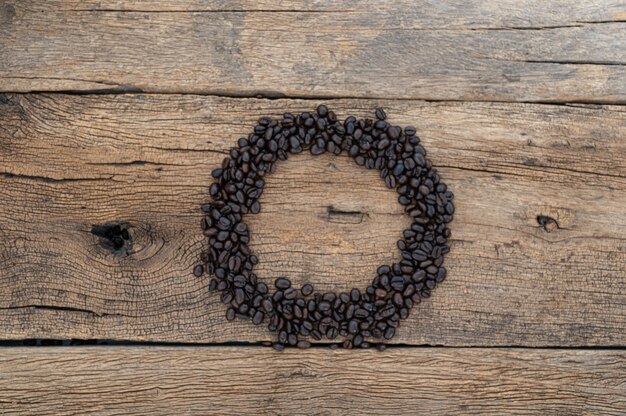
xmin=226 ymin=308 xmax=235 ymax=321
xmin=348 ymin=319 xmax=359 ymax=334
xmin=297 ymin=340 xmax=311 ymax=349
xmin=323 ymin=327 xmax=336 ymax=339
xmin=318 ymin=301 xmax=331 ymax=312
xmin=193 ymin=265 xmax=204 ymax=277
xmin=301 ymin=284 xmax=314 ymax=296
xmin=354 ymin=308 xmax=369 ymax=319
xmin=275 ymin=278 xmax=291 ymax=290
xmin=284 ymin=288 xmax=298 ymax=300
xmin=262 ymin=298 xmax=273 ymax=312
xmin=252 ymin=311 xmax=264 ymax=325
xmin=257 ymin=282 xmax=269 ymax=294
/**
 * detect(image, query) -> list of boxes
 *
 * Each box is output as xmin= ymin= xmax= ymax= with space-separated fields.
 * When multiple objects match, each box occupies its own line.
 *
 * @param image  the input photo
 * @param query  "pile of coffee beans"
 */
xmin=195 ymin=106 xmax=454 ymax=350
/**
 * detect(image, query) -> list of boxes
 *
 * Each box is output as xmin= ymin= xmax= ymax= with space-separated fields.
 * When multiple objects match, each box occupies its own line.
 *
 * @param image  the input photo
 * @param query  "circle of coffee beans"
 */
xmin=195 ymin=106 xmax=454 ymax=351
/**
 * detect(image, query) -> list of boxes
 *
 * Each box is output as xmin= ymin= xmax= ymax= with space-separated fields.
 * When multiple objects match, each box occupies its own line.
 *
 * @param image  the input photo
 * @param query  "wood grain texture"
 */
xmin=1 ymin=0 xmax=625 ymax=101
xmin=1 ymin=346 xmax=625 ymax=415
xmin=0 ymin=94 xmax=625 ymax=345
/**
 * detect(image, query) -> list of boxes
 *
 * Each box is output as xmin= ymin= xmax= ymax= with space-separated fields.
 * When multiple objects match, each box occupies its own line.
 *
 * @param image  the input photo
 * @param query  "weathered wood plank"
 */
xmin=20 ymin=0 xmax=626 ymax=21
xmin=1 ymin=346 xmax=625 ymax=415
xmin=0 ymin=94 xmax=624 ymax=345
xmin=1 ymin=1 xmax=625 ymax=101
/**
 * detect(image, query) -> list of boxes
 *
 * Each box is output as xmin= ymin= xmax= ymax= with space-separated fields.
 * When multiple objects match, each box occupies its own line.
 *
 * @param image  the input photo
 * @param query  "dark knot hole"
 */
xmin=91 ymin=223 xmax=132 ymax=252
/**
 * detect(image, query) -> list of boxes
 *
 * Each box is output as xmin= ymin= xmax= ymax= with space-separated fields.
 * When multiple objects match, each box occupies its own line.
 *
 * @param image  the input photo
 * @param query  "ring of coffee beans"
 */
xmin=194 ymin=106 xmax=454 ymax=351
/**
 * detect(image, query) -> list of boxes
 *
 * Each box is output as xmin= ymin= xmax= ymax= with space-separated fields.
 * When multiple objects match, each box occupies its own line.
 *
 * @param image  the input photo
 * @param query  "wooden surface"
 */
xmin=0 ymin=94 xmax=624 ymax=346
xmin=1 ymin=346 xmax=625 ymax=415
xmin=1 ymin=0 xmax=625 ymax=414
xmin=1 ymin=1 xmax=626 ymax=102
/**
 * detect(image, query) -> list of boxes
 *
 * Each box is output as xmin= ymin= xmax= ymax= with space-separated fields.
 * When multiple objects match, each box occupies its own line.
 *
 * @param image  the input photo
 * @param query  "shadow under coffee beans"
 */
xmin=195 ymin=106 xmax=454 ymax=350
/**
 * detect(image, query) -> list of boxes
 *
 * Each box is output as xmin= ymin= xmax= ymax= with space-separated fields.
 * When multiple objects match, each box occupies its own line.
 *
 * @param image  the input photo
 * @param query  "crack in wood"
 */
xmin=0 ymin=172 xmax=113 ymax=183
xmin=0 ymin=304 xmax=127 ymax=318
xmin=8 ymin=90 xmax=626 ymax=106
xmin=516 ymin=59 xmax=626 ymax=66
xmin=86 ymin=160 xmax=183 ymax=167
xmin=67 ymin=9 xmax=353 ymax=13
xmin=326 ymin=206 xmax=367 ymax=224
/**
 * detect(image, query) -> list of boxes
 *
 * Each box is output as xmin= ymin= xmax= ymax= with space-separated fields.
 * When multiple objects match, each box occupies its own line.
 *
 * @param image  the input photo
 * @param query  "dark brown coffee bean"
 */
xmin=348 ymin=319 xmax=359 ymax=334
xmin=275 ymin=278 xmax=291 ymax=289
xmin=318 ymin=301 xmax=331 ymax=312
xmin=354 ymin=308 xmax=369 ymax=319
xmin=262 ymin=298 xmax=274 ymax=313
xmin=193 ymin=265 xmax=204 ymax=277
xmin=324 ymin=327 xmax=336 ymax=339
xmin=257 ymin=282 xmax=268 ymax=294
xmin=226 ymin=308 xmax=235 ymax=321
xmin=301 ymin=284 xmax=313 ymax=296
xmin=393 ymin=292 xmax=403 ymax=306
xmin=284 ymin=287 xmax=298 ymax=300
xmin=252 ymin=311 xmax=264 ymax=325
xmin=297 ymin=340 xmax=311 ymax=349
xmin=383 ymin=327 xmax=395 ymax=340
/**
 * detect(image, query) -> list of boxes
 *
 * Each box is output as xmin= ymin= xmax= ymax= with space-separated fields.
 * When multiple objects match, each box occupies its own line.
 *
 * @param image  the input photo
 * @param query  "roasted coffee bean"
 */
xmin=322 ymin=327 xmax=335 ymax=339
xmin=197 ymin=106 xmax=454 ymax=350
xmin=318 ymin=301 xmax=331 ymax=312
xmin=284 ymin=287 xmax=298 ymax=300
xmin=275 ymin=277 xmax=291 ymax=290
xmin=226 ymin=308 xmax=236 ymax=321
xmin=348 ymin=319 xmax=359 ymax=334
xmin=384 ymin=327 xmax=395 ymax=340
xmin=297 ymin=340 xmax=311 ymax=349
xmin=262 ymin=298 xmax=273 ymax=312
xmin=193 ymin=265 xmax=204 ymax=277
xmin=354 ymin=308 xmax=369 ymax=319
xmin=252 ymin=310 xmax=264 ymax=325
xmin=255 ymin=282 xmax=268 ymax=294
xmin=301 ymin=284 xmax=314 ymax=296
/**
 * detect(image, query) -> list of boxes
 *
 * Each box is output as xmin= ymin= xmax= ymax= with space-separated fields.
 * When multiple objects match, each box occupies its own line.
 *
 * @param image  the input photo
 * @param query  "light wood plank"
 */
xmin=0 ymin=1 xmax=625 ymax=101
xmin=0 ymin=94 xmax=625 ymax=345
xmin=1 ymin=346 xmax=625 ymax=415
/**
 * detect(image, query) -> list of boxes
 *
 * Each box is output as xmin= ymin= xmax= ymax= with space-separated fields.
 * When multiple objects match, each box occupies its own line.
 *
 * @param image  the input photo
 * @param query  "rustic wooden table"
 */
xmin=1 ymin=1 xmax=625 ymax=414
